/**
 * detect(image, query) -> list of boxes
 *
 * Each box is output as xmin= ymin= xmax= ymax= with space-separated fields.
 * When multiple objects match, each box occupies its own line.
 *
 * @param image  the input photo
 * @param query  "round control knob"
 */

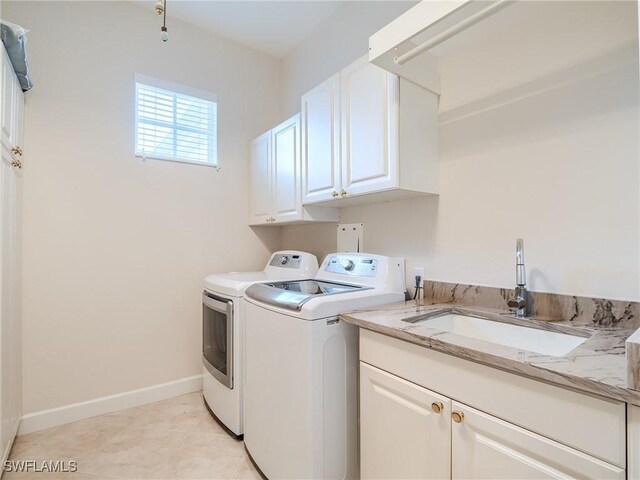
xmin=280 ymin=256 xmax=289 ymax=265
xmin=342 ymin=260 xmax=355 ymax=271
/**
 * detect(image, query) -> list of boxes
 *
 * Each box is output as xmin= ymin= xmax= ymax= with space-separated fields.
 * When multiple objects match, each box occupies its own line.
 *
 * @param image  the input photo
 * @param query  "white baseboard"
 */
xmin=18 ymin=374 xmax=203 ymax=435
xmin=2 ymin=416 xmax=21 ymax=465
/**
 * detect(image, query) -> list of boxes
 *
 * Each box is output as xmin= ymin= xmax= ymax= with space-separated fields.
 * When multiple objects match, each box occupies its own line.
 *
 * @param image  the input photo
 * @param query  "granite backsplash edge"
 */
xmin=423 ymin=280 xmax=640 ymax=329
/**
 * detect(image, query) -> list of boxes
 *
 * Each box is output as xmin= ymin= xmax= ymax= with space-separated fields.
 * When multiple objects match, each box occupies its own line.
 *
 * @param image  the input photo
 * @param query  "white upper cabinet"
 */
xmin=272 ymin=116 xmax=302 ymax=223
xmin=249 ymin=131 xmax=272 ymax=225
xmin=301 ymin=55 xmax=438 ymax=207
xmin=249 ymin=114 xmax=338 ymax=226
xmin=341 ymin=59 xmax=398 ymax=197
xmin=300 ymin=74 xmax=340 ymax=204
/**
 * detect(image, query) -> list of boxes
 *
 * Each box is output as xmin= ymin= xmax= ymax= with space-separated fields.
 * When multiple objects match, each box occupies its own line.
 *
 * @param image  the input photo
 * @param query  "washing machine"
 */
xmin=243 ymin=253 xmax=405 ymax=478
xmin=202 ymin=251 xmax=318 ymax=437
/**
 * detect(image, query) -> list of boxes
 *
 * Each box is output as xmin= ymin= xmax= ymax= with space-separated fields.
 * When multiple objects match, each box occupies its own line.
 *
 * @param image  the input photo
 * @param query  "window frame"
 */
xmin=134 ymin=73 xmax=219 ymax=169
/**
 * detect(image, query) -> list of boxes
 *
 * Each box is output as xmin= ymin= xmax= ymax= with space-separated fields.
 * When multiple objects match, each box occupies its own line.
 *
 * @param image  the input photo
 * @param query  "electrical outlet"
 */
xmin=413 ymin=267 xmax=425 ymax=282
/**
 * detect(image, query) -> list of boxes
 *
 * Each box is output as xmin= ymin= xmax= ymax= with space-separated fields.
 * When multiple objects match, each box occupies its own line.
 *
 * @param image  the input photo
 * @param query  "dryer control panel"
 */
xmin=324 ymin=255 xmax=378 ymax=277
xmin=269 ymin=253 xmax=303 ymax=269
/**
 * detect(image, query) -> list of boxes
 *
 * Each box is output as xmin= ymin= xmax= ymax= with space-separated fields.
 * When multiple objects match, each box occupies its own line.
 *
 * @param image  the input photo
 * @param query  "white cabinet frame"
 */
xmin=249 ymin=114 xmax=338 ymax=226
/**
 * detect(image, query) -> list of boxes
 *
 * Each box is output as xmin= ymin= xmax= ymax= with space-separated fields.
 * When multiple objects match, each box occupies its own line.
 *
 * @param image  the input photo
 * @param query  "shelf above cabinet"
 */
xmin=249 ymin=205 xmax=338 ymax=227
xmin=369 ymin=0 xmax=515 ymax=93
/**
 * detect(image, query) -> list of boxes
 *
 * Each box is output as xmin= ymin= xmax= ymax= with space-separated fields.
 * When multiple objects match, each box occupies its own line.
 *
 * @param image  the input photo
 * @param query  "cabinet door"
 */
xmin=12 ymin=84 xmax=24 ymax=151
xmin=360 ymin=362 xmax=451 ymax=480
xmin=272 ymin=115 xmax=302 ymax=223
xmin=1 ymin=46 xmax=17 ymax=150
xmin=451 ymin=401 xmax=625 ymax=480
xmin=0 ymin=141 xmax=22 ymax=457
xmin=249 ymin=131 xmax=272 ymax=225
xmin=301 ymin=74 xmax=340 ymax=204
xmin=341 ymin=57 xmax=398 ymax=197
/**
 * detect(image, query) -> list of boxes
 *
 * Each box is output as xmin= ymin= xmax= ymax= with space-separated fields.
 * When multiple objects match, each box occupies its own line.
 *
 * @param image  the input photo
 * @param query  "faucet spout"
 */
xmin=508 ymin=239 xmax=528 ymax=317
xmin=516 ymin=238 xmax=526 ymax=287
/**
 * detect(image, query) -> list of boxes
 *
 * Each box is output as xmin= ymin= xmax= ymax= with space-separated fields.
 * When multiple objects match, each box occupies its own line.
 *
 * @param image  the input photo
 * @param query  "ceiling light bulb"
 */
xmin=154 ymin=0 xmax=164 ymax=15
xmin=160 ymin=27 xmax=169 ymax=43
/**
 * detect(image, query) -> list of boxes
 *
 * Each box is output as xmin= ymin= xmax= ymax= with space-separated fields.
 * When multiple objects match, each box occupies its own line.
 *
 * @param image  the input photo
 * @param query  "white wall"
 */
xmin=281 ymin=0 xmax=416 ymax=118
xmin=3 ymin=1 xmax=282 ymax=415
xmin=281 ymin=1 xmax=640 ymax=301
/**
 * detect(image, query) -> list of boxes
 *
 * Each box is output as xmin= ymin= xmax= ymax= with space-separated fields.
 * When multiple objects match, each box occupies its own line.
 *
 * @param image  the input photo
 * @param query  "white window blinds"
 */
xmin=135 ymin=81 xmax=217 ymax=166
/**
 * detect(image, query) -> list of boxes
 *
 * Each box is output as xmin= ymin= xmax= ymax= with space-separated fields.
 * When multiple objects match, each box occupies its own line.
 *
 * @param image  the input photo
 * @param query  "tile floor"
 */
xmin=5 ymin=392 xmax=262 ymax=479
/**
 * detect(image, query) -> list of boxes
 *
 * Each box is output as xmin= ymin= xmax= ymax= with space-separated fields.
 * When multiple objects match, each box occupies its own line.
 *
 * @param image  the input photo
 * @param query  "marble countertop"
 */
xmin=340 ymin=299 xmax=640 ymax=405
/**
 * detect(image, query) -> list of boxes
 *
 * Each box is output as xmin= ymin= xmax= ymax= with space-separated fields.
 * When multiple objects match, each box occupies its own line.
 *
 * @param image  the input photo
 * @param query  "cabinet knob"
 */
xmin=340 ymin=189 xmax=347 ymax=196
xmin=431 ymin=402 xmax=443 ymax=414
xmin=11 ymin=146 xmax=22 ymax=157
xmin=332 ymin=191 xmax=339 ymax=197
xmin=452 ymin=411 xmax=464 ymax=423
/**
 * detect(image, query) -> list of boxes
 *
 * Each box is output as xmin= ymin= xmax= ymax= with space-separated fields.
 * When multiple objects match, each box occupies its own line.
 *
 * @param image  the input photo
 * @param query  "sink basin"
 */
xmin=419 ymin=313 xmax=588 ymax=356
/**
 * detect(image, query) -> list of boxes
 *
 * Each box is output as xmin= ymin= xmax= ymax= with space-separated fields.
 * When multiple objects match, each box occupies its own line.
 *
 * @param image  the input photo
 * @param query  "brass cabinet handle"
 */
xmin=431 ymin=402 xmax=443 ymax=414
xmin=332 ymin=190 xmax=339 ymax=197
xmin=452 ymin=411 xmax=464 ymax=423
xmin=10 ymin=159 xmax=22 ymax=169
xmin=11 ymin=146 xmax=22 ymax=157
xmin=340 ymin=189 xmax=347 ymax=196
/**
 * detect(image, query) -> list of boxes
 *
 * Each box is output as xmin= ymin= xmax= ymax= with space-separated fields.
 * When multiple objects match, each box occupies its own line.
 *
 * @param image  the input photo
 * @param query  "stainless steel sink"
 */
xmin=409 ymin=312 xmax=588 ymax=356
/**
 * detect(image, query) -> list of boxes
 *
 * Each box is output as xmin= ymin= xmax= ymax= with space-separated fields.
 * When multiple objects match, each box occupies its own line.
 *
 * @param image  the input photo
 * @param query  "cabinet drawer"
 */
xmin=452 ymin=401 xmax=624 ymax=479
xmin=360 ymin=329 xmax=626 ymax=467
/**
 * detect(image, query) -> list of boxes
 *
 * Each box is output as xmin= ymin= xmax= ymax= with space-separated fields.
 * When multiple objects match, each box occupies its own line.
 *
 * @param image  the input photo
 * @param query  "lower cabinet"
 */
xmin=360 ymin=363 xmax=451 ymax=479
xmin=360 ymin=362 xmax=625 ymax=480
xmin=451 ymin=401 xmax=624 ymax=480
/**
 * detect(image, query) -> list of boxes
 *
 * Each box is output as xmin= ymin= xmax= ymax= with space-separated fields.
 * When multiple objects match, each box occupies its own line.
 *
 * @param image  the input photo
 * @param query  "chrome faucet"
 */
xmin=507 ymin=238 xmax=528 ymax=317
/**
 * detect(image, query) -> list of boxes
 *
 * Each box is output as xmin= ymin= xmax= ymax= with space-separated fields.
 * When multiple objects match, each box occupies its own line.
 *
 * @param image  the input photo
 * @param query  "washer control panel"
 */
xmin=269 ymin=253 xmax=303 ymax=269
xmin=324 ymin=255 xmax=378 ymax=277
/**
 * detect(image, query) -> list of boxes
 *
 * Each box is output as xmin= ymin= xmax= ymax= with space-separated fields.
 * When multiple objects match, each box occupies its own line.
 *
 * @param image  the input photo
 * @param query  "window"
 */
xmin=135 ymin=75 xmax=217 ymax=167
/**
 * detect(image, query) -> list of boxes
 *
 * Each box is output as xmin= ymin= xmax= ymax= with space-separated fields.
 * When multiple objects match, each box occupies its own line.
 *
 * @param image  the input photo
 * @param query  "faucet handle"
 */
xmin=508 ymin=298 xmax=526 ymax=309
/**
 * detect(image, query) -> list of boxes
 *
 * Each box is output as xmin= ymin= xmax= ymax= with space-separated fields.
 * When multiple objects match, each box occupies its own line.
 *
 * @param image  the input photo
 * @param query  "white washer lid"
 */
xmin=203 ymin=251 xmax=319 ymax=297
xmin=204 ymin=271 xmax=269 ymax=297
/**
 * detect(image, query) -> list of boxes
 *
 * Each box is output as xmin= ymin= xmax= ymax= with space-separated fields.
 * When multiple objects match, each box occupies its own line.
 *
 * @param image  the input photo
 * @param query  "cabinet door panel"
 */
xmin=341 ymin=58 xmax=398 ymax=197
xmin=0 ymin=142 xmax=22 ymax=456
xmin=301 ymin=74 xmax=340 ymax=204
xmin=249 ymin=131 xmax=272 ymax=225
xmin=272 ymin=115 xmax=302 ymax=222
xmin=360 ymin=362 xmax=451 ymax=480
xmin=452 ymin=401 xmax=624 ymax=480
xmin=1 ymin=48 xmax=16 ymax=150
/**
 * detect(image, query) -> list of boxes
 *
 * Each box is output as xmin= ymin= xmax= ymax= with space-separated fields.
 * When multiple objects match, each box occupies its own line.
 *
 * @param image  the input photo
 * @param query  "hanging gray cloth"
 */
xmin=0 ymin=20 xmax=33 ymax=92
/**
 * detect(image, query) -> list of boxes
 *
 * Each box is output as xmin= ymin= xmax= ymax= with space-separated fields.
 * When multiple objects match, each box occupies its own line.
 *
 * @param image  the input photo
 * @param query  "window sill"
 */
xmin=135 ymin=154 xmax=220 ymax=170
